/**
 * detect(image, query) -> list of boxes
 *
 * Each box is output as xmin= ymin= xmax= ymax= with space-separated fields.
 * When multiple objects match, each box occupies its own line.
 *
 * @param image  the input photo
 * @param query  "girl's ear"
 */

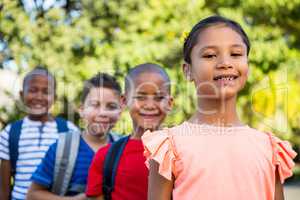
xmin=19 ymin=91 xmax=24 ymax=101
xmin=166 ymin=96 xmax=174 ymax=113
xmin=78 ymin=105 xmax=84 ymax=118
xmin=120 ymin=95 xmax=127 ymax=110
xmin=182 ymin=63 xmax=193 ymax=81
xmin=246 ymin=67 xmax=250 ymax=77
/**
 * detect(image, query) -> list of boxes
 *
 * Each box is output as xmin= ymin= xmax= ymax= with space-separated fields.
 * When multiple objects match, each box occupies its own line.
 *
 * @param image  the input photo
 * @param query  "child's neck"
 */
xmin=28 ymin=113 xmax=53 ymax=123
xmin=192 ymin=96 xmax=243 ymax=127
xmin=131 ymin=127 xmax=145 ymax=139
xmin=131 ymin=126 xmax=158 ymax=139
xmin=82 ymin=131 xmax=108 ymax=152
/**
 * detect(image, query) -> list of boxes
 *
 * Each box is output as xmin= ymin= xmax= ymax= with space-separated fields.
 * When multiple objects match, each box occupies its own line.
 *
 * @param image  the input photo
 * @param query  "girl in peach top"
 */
xmin=142 ymin=16 xmax=297 ymax=200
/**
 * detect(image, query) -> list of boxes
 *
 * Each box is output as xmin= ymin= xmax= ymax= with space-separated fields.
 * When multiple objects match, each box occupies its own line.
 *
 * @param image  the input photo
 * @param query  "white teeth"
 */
xmin=219 ymin=76 xmax=234 ymax=81
xmin=34 ymin=105 xmax=43 ymax=108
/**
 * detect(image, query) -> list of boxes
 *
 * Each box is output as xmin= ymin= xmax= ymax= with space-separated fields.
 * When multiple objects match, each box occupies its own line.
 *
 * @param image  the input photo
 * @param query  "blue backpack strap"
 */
xmin=108 ymin=133 xmax=114 ymax=143
xmin=102 ymin=135 xmax=130 ymax=200
xmin=8 ymin=120 xmax=23 ymax=178
xmin=55 ymin=117 xmax=69 ymax=133
xmin=108 ymin=132 xmax=123 ymax=143
xmin=108 ymin=133 xmax=119 ymax=143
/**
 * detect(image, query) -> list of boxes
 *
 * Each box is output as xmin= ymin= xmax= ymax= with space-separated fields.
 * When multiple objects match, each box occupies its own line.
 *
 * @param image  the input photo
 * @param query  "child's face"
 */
xmin=184 ymin=25 xmax=249 ymax=99
xmin=21 ymin=74 xmax=55 ymax=116
xmin=79 ymin=87 xmax=123 ymax=137
xmin=127 ymin=72 xmax=172 ymax=132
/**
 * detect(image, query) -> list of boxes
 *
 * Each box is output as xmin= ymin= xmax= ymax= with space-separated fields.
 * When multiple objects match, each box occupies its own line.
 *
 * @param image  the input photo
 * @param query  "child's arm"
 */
xmin=148 ymin=160 xmax=173 ymax=200
xmin=274 ymin=167 xmax=284 ymax=200
xmin=0 ymin=160 xmax=12 ymax=200
xmin=26 ymin=183 xmax=86 ymax=200
xmin=27 ymin=142 xmax=86 ymax=200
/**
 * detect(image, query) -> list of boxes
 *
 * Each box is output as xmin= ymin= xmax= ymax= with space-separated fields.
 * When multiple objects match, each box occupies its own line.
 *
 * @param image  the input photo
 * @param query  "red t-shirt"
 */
xmin=86 ymin=139 xmax=148 ymax=200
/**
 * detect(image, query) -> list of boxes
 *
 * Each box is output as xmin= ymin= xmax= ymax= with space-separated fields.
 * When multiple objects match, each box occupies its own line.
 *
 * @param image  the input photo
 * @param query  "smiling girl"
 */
xmin=142 ymin=16 xmax=297 ymax=200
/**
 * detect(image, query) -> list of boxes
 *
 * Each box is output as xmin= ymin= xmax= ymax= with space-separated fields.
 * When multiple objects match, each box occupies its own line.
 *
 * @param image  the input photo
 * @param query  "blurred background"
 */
xmin=0 ymin=0 xmax=300 ymax=197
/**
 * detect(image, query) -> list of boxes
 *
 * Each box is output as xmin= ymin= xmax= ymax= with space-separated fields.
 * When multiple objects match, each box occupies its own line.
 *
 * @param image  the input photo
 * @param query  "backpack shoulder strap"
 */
xmin=55 ymin=117 xmax=69 ymax=133
xmin=8 ymin=120 xmax=23 ymax=177
xmin=108 ymin=132 xmax=123 ymax=143
xmin=108 ymin=133 xmax=120 ymax=143
xmin=102 ymin=135 xmax=130 ymax=200
xmin=107 ymin=133 xmax=114 ymax=143
xmin=52 ymin=131 xmax=81 ymax=195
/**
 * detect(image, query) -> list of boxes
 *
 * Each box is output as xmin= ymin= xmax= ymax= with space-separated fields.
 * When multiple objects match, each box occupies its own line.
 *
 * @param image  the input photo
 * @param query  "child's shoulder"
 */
xmin=145 ymin=123 xmax=187 ymax=136
xmin=243 ymin=126 xmax=270 ymax=139
xmin=141 ymin=125 xmax=185 ymax=181
xmin=1 ymin=117 xmax=27 ymax=132
xmin=95 ymin=143 xmax=111 ymax=157
xmin=7 ymin=117 xmax=27 ymax=125
xmin=247 ymin=128 xmax=297 ymax=169
xmin=243 ymin=126 xmax=289 ymax=144
xmin=64 ymin=119 xmax=79 ymax=131
xmin=141 ymin=122 xmax=192 ymax=145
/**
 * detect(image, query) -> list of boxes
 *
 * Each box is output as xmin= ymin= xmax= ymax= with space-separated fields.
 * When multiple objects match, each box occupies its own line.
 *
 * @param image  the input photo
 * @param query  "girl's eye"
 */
xmin=202 ymin=54 xmax=216 ymax=58
xmin=134 ymin=96 xmax=147 ymax=101
xmin=231 ymin=52 xmax=243 ymax=57
xmin=107 ymin=103 xmax=119 ymax=110
xmin=43 ymin=89 xmax=52 ymax=95
xmin=28 ymin=88 xmax=37 ymax=93
xmin=90 ymin=102 xmax=100 ymax=107
xmin=154 ymin=96 xmax=165 ymax=101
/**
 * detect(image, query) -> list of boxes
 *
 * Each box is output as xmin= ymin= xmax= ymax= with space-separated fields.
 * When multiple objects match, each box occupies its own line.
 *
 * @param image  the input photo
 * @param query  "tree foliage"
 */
xmin=0 ymin=0 xmax=300 ymax=146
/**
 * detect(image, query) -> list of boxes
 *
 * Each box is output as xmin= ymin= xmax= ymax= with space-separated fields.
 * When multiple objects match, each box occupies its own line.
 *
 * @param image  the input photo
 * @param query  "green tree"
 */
xmin=0 ymin=0 xmax=300 ymax=149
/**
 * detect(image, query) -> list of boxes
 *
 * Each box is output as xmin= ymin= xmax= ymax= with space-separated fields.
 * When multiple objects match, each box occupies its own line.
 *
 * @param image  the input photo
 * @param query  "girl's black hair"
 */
xmin=81 ymin=73 xmax=121 ymax=103
xmin=183 ymin=15 xmax=251 ymax=64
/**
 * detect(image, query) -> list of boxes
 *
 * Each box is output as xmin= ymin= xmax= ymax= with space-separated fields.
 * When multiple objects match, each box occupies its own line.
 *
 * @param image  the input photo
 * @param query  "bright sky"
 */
xmin=22 ymin=0 xmax=64 ymax=12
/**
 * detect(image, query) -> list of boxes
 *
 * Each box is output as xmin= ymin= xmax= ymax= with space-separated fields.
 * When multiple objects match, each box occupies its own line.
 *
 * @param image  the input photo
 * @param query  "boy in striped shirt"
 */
xmin=0 ymin=67 xmax=78 ymax=200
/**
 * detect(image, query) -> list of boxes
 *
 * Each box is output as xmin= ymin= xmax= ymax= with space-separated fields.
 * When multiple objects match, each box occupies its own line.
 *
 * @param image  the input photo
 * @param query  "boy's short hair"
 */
xmin=81 ymin=73 xmax=122 ymax=103
xmin=125 ymin=63 xmax=171 ymax=94
xmin=23 ymin=66 xmax=56 ymax=91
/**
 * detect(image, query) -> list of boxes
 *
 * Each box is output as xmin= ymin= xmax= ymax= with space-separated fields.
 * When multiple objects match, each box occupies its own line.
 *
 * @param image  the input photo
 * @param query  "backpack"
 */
xmin=8 ymin=117 xmax=69 ymax=178
xmin=51 ymin=131 xmax=119 ymax=196
xmin=102 ymin=135 xmax=130 ymax=200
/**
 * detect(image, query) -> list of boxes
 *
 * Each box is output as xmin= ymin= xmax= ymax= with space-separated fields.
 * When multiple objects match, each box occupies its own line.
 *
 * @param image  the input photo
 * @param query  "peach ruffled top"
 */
xmin=142 ymin=122 xmax=297 ymax=200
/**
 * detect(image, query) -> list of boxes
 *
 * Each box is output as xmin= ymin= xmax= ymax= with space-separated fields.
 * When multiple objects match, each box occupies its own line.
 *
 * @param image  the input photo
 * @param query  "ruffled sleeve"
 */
xmin=267 ymin=133 xmax=297 ymax=183
xmin=142 ymin=128 xmax=180 ymax=181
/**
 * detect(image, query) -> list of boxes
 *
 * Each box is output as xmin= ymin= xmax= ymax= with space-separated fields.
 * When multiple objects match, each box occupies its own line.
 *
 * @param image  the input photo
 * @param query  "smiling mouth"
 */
xmin=95 ymin=121 xmax=110 ymax=124
xmin=139 ymin=113 xmax=160 ymax=117
xmin=30 ymin=104 xmax=47 ymax=109
xmin=213 ymin=74 xmax=239 ymax=81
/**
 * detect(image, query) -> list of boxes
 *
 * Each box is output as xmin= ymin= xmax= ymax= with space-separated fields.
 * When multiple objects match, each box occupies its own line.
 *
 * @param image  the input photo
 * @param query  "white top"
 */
xmin=0 ymin=116 xmax=79 ymax=200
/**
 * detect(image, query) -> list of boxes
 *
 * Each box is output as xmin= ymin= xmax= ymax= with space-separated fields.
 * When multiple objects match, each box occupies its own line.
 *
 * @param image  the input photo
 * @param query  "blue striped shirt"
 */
xmin=0 ymin=116 xmax=79 ymax=200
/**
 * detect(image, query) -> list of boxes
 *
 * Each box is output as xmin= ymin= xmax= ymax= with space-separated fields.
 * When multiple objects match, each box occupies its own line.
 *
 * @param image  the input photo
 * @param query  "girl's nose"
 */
xmin=35 ymin=91 xmax=44 ymax=100
xmin=216 ymin=55 xmax=233 ymax=69
xmin=96 ymin=107 xmax=109 ymax=116
xmin=143 ymin=98 xmax=156 ymax=110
